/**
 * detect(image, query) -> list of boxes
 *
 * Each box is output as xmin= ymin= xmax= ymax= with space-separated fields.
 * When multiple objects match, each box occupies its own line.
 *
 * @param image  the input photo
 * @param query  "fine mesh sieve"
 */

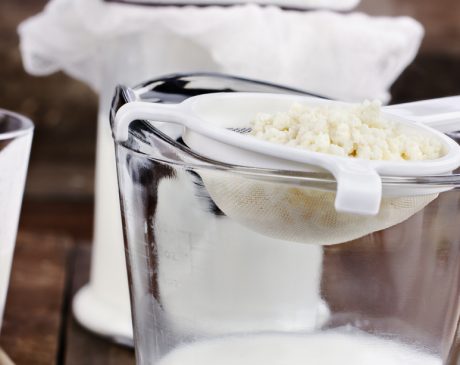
xmin=114 ymin=92 xmax=460 ymax=245
xmin=200 ymin=171 xmax=438 ymax=245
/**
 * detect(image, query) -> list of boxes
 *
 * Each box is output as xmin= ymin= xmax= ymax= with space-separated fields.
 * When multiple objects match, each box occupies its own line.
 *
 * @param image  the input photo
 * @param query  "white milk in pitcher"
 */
xmin=158 ymin=330 xmax=441 ymax=365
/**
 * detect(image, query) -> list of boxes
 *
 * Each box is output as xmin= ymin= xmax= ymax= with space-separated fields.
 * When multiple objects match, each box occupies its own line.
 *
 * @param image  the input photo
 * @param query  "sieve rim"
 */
xmin=115 ymin=123 xmax=460 ymax=188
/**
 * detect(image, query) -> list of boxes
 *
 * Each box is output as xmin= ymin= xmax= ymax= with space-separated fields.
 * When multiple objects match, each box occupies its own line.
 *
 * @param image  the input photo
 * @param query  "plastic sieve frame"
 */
xmin=114 ymin=92 xmax=460 ymax=216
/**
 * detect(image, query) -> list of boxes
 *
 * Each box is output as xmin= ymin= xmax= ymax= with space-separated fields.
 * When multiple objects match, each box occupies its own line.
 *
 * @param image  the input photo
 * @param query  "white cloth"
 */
xmin=18 ymin=0 xmax=423 ymax=102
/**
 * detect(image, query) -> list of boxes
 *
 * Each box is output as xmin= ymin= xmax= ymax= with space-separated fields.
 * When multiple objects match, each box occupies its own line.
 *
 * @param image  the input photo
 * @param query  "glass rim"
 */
xmin=0 ymin=108 xmax=35 ymax=141
xmin=115 ymin=125 xmax=460 ymax=188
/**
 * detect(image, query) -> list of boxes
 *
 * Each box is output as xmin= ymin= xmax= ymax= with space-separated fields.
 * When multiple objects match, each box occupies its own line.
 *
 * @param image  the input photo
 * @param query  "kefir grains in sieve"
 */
xmin=250 ymin=101 xmax=443 ymax=161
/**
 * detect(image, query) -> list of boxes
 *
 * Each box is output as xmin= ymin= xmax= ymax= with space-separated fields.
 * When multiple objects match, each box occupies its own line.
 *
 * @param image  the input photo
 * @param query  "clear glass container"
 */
xmin=112 ymin=77 xmax=460 ymax=365
xmin=0 ymin=110 xmax=33 ymax=331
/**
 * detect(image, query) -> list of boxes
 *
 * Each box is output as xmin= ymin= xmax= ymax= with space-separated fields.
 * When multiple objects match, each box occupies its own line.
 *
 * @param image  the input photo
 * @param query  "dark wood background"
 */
xmin=0 ymin=0 xmax=459 ymax=364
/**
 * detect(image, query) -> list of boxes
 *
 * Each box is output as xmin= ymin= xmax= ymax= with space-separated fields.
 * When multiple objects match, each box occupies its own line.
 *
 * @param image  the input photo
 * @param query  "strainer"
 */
xmin=114 ymin=93 xmax=460 ymax=213
xmin=199 ymin=174 xmax=439 ymax=245
xmin=114 ymin=93 xmax=460 ymax=245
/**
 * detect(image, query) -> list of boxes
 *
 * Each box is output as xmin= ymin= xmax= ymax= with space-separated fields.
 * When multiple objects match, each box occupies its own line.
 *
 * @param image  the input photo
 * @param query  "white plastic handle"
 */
xmin=385 ymin=95 xmax=460 ymax=132
xmin=114 ymin=101 xmax=194 ymax=141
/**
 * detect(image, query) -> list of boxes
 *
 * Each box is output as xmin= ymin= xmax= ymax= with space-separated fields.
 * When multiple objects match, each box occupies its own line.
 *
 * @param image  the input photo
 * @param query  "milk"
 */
xmin=72 ymin=112 xmax=132 ymax=341
xmin=158 ymin=331 xmax=441 ymax=365
xmin=90 ymin=112 xmax=130 ymax=319
xmin=0 ymin=133 xmax=32 ymax=329
xmin=154 ymin=170 xmax=328 ymax=335
xmin=0 ymin=248 xmax=14 ymax=325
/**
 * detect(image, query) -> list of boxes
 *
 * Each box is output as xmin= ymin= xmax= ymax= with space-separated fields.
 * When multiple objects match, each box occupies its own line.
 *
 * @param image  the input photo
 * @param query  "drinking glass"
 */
xmin=0 ymin=109 xmax=33 ymax=330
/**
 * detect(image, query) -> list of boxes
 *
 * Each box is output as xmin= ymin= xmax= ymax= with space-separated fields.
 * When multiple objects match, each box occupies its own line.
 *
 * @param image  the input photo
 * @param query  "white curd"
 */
xmin=251 ymin=101 xmax=443 ymax=161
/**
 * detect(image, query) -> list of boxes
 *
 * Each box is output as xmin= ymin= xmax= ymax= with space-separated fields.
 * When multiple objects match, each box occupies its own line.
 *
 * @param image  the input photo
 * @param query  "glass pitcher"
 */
xmin=111 ymin=75 xmax=460 ymax=365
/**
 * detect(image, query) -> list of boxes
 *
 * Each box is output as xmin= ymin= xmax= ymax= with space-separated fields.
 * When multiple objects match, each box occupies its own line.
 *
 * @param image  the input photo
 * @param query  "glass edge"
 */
xmin=0 ymin=108 xmax=34 ymax=141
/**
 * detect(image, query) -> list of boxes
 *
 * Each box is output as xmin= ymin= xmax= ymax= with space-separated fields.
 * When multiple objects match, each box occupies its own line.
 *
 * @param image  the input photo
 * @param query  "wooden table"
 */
xmin=0 ymin=231 xmax=135 ymax=365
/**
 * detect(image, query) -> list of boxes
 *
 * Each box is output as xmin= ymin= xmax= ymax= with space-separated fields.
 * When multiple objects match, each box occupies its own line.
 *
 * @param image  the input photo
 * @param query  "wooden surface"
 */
xmin=0 ymin=234 xmax=135 ymax=365
xmin=0 ymin=234 xmax=71 ymax=365
xmin=0 ymin=0 xmax=459 ymax=364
